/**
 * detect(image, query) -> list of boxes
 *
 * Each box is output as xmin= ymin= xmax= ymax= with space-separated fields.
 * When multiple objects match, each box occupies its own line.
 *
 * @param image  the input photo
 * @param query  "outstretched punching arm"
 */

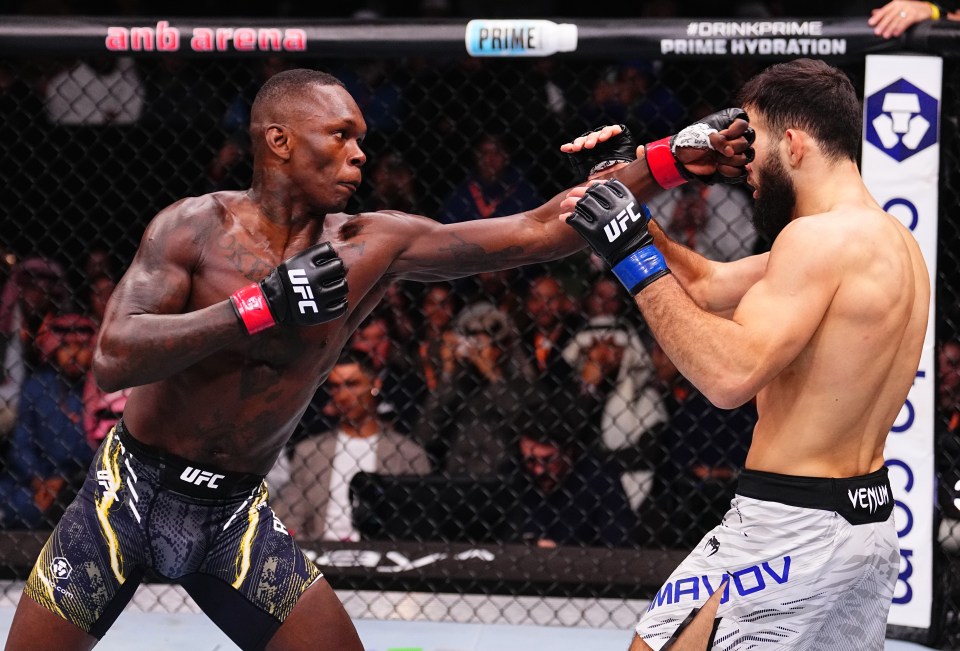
xmin=388 ymin=113 xmax=754 ymax=281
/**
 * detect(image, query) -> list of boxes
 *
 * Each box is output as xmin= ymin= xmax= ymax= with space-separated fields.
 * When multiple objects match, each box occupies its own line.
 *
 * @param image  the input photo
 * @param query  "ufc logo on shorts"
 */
xmin=603 ymin=201 xmax=643 ymax=243
xmin=287 ymin=268 xmax=319 ymax=314
xmin=180 ymin=466 xmax=226 ymax=489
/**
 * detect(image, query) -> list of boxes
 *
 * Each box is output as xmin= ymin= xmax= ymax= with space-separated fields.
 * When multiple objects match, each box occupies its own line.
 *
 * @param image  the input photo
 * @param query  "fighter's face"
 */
xmin=746 ymin=115 xmax=796 ymax=242
xmin=287 ymin=85 xmax=367 ymax=213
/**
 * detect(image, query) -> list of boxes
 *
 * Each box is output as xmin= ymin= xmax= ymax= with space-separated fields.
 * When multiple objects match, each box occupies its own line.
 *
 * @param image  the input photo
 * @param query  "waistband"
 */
xmin=115 ymin=418 xmax=265 ymax=500
xmin=736 ymin=466 xmax=894 ymax=525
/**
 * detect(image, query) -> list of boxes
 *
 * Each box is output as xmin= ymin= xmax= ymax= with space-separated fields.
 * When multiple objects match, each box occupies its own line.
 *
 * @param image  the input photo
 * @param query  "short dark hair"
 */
xmin=335 ymin=348 xmax=378 ymax=378
xmin=738 ymin=58 xmax=861 ymax=163
xmin=250 ymin=68 xmax=344 ymax=125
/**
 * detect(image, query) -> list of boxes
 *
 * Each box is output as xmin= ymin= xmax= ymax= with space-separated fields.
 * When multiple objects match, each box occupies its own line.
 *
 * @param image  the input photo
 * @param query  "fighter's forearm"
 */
xmin=93 ymin=301 xmax=244 ymax=391
xmin=634 ymin=276 xmax=760 ymax=408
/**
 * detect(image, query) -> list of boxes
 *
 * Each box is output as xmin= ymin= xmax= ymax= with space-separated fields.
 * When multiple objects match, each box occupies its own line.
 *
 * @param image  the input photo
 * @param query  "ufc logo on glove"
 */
xmin=287 ymin=268 xmax=319 ymax=315
xmin=603 ymin=201 xmax=645 ymax=242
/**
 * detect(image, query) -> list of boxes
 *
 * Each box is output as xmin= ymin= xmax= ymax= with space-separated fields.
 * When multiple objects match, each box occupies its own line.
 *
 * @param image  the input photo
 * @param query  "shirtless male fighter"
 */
xmin=561 ymin=58 xmax=929 ymax=650
xmin=4 ymin=69 xmax=752 ymax=651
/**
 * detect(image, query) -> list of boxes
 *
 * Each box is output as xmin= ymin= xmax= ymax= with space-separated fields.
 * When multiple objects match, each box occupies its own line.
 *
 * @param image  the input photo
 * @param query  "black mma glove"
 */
xmin=230 ymin=242 xmax=348 ymax=334
xmin=566 ymin=179 xmax=669 ymax=295
xmin=566 ymin=125 xmax=637 ymax=181
xmin=645 ymin=108 xmax=754 ymax=188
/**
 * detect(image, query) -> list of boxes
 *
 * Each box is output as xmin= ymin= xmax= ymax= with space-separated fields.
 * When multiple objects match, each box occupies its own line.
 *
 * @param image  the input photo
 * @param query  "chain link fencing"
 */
xmin=0 ymin=15 xmax=958 ymax=648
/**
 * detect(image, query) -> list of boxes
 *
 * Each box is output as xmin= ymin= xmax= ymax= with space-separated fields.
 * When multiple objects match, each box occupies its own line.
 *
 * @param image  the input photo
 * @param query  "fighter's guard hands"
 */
xmin=561 ymin=109 xmax=755 ymax=186
xmin=230 ymin=242 xmax=349 ymax=334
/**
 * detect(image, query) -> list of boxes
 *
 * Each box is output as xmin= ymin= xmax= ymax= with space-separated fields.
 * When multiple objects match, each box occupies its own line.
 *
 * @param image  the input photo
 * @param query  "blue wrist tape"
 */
xmin=612 ymin=245 xmax=669 ymax=294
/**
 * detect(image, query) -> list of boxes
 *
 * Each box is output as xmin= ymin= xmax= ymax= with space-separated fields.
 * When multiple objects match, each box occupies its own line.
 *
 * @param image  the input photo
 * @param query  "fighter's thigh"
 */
xmin=18 ymin=465 xmax=147 ymax=641
xmin=266 ymin=577 xmax=362 ymax=651
xmin=3 ymin=592 xmax=97 ymax=651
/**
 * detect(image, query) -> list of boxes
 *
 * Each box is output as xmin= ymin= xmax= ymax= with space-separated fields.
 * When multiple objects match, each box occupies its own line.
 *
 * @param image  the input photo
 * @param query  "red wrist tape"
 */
xmin=230 ymin=283 xmax=276 ymax=335
xmin=644 ymin=137 xmax=687 ymax=189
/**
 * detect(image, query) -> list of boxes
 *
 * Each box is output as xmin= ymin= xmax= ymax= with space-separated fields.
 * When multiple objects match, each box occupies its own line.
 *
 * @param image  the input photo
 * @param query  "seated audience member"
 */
xmin=0 ymin=257 xmax=70 ymax=436
xmin=349 ymin=311 xmax=426 ymax=434
xmin=518 ymin=274 xmax=579 ymax=390
xmin=359 ymin=151 xmax=421 ymax=214
xmin=272 ymin=350 xmax=430 ymax=541
xmin=413 ymin=301 xmax=532 ymax=477
xmin=0 ymin=314 xmax=98 ymax=528
xmin=415 ymin=283 xmax=461 ymax=392
xmin=505 ymin=385 xmax=636 ymax=548
xmin=642 ymin=342 xmax=756 ymax=548
xmin=437 ymin=132 xmax=542 ymax=224
xmin=561 ymin=277 xmax=667 ymax=511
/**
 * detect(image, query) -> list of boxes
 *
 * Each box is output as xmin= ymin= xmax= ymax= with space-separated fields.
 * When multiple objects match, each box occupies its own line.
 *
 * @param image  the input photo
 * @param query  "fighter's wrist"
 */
xmin=644 ymin=136 xmax=687 ymax=189
xmin=612 ymin=245 xmax=671 ymax=295
xmin=230 ymin=283 xmax=277 ymax=335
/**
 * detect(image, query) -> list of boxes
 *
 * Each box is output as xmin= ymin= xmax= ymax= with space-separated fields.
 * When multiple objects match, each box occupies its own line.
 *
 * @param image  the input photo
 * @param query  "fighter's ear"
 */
xmin=264 ymin=124 xmax=292 ymax=161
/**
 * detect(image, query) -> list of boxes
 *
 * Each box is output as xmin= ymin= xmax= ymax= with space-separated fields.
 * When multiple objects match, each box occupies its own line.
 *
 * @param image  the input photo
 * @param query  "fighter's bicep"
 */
xmin=731 ymin=225 xmax=841 ymax=375
xmin=107 ymin=214 xmax=202 ymax=318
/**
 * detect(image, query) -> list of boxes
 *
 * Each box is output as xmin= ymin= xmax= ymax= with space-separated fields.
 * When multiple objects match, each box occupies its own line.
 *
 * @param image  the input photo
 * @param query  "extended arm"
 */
xmin=388 ymin=117 xmax=753 ymax=280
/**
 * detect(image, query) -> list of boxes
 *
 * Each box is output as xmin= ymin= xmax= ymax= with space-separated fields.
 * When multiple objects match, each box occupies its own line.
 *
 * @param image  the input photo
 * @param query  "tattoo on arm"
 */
xmin=437 ymin=233 xmax=525 ymax=270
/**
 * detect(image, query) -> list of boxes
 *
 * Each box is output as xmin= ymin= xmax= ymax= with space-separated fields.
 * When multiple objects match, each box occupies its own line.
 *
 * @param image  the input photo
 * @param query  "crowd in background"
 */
xmin=0 ymin=0 xmax=959 ymax=552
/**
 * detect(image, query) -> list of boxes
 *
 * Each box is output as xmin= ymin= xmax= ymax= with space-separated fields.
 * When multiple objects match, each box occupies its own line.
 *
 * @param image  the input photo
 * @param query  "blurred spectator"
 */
xmin=561 ymin=277 xmax=667 ymax=511
xmin=415 ymin=283 xmax=461 ymax=392
xmin=437 ymin=133 xmax=542 ymax=224
xmin=45 ymin=58 xmax=144 ymax=126
xmin=413 ymin=301 xmax=533 ymax=477
xmin=869 ymin=0 xmax=960 ymax=38
xmin=937 ymin=338 xmax=960 ymax=551
xmin=646 ymin=183 xmax=757 ymax=262
xmin=204 ymin=133 xmax=252 ymax=193
xmin=349 ymin=312 xmax=426 ymax=434
xmin=576 ymin=62 xmax=685 ymax=140
xmin=86 ymin=273 xmax=116 ymax=325
xmin=519 ymin=274 xmax=578 ymax=389
xmin=642 ymin=342 xmax=756 ymax=548
xmin=505 ymin=384 xmax=636 ymax=548
xmin=360 ymin=152 xmax=421 ymax=214
xmin=0 ymin=258 xmax=69 ymax=436
xmin=0 ymin=314 xmax=98 ymax=528
xmin=272 ymin=350 xmax=430 ymax=541
xmin=335 ymin=60 xmax=404 ymax=137
xmin=82 ymin=246 xmax=116 ymax=284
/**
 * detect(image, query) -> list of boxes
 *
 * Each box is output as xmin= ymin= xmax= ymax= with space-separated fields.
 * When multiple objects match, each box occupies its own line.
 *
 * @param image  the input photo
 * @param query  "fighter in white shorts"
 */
xmin=560 ymin=58 xmax=929 ymax=650
xmin=637 ymin=468 xmax=897 ymax=649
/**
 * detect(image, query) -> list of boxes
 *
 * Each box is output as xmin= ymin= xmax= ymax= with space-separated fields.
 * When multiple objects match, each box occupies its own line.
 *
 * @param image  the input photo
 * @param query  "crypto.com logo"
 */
xmin=865 ymin=79 xmax=939 ymax=162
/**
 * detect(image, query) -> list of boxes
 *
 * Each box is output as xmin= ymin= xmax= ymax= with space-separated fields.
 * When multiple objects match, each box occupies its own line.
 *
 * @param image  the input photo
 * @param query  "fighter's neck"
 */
xmin=792 ymin=160 xmax=876 ymax=219
xmin=244 ymin=185 xmax=327 ymax=228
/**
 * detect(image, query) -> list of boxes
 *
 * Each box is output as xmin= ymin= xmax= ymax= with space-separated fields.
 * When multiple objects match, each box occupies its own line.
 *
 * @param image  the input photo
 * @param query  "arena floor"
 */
xmin=0 ymin=583 xmax=938 ymax=650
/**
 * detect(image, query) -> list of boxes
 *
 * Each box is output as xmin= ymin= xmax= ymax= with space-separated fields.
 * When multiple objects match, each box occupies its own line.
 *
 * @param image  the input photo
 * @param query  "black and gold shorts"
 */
xmin=24 ymin=419 xmax=322 ymax=651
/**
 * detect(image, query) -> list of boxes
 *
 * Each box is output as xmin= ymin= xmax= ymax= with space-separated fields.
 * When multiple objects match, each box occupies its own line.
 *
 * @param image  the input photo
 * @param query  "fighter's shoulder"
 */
xmin=146 ymin=193 xmax=228 ymax=238
xmin=137 ymin=193 xmax=230 ymax=263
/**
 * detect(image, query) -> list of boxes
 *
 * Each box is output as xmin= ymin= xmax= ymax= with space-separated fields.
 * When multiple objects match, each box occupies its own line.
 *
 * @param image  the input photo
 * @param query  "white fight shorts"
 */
xmin=636 ymin=467 xmax=899 ymax=650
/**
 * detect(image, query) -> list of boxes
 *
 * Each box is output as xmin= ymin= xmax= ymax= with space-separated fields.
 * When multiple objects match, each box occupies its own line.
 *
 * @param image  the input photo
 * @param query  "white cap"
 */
xmin=554 ymin=23 xmax=578 ymax=53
